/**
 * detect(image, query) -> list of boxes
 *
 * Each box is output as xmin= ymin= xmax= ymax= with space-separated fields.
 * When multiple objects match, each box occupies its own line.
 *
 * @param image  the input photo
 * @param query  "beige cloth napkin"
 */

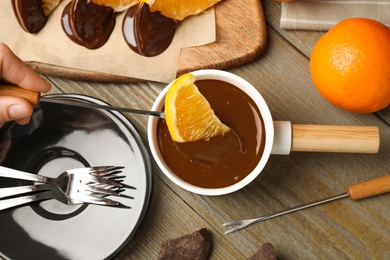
xmin=279 ymin=0 xmax=390 ymax=30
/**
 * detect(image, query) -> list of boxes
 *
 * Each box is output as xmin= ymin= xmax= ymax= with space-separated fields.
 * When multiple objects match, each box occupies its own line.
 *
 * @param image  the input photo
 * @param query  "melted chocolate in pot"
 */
xmin=157 ymin=80 xmax=266 ymax=189
xmin=61 ymin=0 xmax=116 ymax=49
xmin=123 ymin=4 xmax=177 ymax=57
xmin=12 ymin=0 xmax=47 ymax=33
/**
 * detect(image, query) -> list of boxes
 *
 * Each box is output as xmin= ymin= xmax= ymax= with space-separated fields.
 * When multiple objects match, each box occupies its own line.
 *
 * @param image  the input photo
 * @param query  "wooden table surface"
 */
xmin=43 ymin=0 xmax=390 ymax=259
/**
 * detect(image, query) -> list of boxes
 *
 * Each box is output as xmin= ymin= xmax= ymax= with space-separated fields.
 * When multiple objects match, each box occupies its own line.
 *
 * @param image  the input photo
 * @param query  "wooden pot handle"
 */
xmin=291 ymin=124 xmax=380 ymax=153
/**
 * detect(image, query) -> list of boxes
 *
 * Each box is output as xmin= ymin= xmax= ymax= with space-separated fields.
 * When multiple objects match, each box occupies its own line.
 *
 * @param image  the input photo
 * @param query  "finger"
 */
xmin=0 ymin=43 xmax=51 ymax=93
xmin=15 ymin=116 xmax=31 ymax=125
xmin=0 ymin=96 xmax=33 ymax=127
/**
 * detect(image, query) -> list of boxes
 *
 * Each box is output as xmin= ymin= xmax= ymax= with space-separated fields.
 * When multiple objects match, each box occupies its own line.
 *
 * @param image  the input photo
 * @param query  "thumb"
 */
xmin=0 ymin=96 xmax=33 ymax=127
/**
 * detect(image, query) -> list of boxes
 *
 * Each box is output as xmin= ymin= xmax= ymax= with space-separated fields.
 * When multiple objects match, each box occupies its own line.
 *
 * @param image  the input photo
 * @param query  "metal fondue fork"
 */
xmin=223 ymin=175 xmax=390 ymax=234
xmin=0 ymin=83 xmax=165 ymax=118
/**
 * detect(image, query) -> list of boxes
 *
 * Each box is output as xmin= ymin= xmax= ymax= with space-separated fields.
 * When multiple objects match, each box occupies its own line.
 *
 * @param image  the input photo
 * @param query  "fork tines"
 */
xmin=84 ymin=166 xmax=136 ymax=193
xmin=91 ymin=166 xmax=136 ymax=190
xmin=88 ymin=166 xmax=125 ymax=177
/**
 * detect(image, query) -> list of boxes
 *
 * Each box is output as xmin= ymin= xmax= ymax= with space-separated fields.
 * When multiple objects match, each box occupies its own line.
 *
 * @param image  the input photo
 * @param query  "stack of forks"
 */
xmin=0 ymin=166 xmax=135 ymax=211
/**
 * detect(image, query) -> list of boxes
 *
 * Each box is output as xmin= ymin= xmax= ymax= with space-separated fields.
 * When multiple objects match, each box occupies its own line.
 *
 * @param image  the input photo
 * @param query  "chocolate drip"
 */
xmin=123 ymin=4 xmax=177 ymax=57
xmin=11 ymin=0 xmax=47 ymax=34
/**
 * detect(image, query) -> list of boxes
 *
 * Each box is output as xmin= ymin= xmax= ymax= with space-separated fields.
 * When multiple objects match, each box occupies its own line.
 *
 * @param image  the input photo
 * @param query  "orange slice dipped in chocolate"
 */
xmin=122 ymin=0 xmax=223 ymax=57
xmin=122 ymin=3 xmax=177 ymax=57
xmin=61 ymin=0 xmax=138 ymax=49
xmin=12 ymin=0 xmax=62 ymax=33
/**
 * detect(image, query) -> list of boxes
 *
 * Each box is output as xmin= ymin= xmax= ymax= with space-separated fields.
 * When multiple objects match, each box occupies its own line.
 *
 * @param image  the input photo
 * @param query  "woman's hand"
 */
xmin=0 ymin=43 xmax=51 ymax=127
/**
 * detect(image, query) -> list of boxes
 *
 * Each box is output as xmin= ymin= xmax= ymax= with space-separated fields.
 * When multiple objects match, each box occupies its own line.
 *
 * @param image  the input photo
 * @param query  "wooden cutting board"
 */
xmin=26 ymin=0 xmax=267 ymax=82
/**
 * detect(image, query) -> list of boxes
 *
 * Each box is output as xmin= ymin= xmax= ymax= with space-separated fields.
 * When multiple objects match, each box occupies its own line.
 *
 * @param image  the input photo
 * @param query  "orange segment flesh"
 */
xmin=164 ymin=73 xmax=230 ymax=142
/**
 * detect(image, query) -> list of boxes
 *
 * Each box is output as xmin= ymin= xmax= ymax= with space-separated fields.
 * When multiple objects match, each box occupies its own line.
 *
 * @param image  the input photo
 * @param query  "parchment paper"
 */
xmin=0 ymin=1 xmax=216 ymax=83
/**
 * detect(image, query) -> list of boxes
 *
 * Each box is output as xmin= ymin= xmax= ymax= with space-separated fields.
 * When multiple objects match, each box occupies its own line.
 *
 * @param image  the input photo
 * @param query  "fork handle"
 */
xmin=0 ymin=184 xmax=51 ymax=199
xmin=348 ymin=174 xmax=390 ymax=200
xmin=0 ymin=192 xmax=52 ymax=211
xmin=0 ymin=166 xmax=46 ymax=182
xmin=0 ymin=83 xmax=40 ymax=105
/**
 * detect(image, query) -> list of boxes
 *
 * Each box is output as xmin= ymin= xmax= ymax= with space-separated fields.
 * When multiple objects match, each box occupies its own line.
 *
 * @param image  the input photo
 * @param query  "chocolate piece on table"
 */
xmin=158 ymin=228 xmax=212 ymax=260
xmin=248 ymin=243 xmax=277 ymax=260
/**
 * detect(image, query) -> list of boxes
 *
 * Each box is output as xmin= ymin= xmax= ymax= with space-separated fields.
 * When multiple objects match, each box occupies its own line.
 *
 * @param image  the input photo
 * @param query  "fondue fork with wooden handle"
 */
xmin=0 ymin=83 xmax=380 ymax=154
xmin=223 ymin=174 xmax=390 ymax=234
xmin=0 ymin=83 xmax=165 ymax=118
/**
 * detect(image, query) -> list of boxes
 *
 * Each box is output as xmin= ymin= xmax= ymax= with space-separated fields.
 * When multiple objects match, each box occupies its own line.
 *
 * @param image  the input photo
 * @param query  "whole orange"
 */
xmin=310 ymin=18 xmax=390 ymax=113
